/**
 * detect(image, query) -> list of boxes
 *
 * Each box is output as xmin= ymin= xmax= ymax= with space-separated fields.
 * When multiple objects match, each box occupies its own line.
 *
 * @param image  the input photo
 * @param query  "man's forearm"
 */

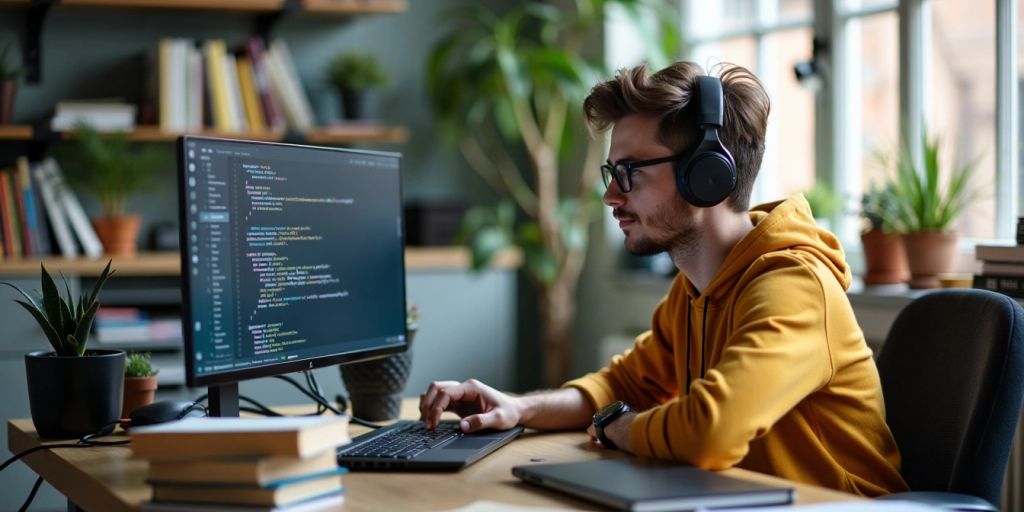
xmin=515 ymin=387 xmax=595 ymax=430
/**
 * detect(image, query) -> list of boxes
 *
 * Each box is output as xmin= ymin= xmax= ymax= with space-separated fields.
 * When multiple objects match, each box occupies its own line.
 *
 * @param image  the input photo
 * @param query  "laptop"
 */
xmin=337 ymin=420 xmax=524 ymax=470
xmin=512 ymin=458 xmax=794 ymax=511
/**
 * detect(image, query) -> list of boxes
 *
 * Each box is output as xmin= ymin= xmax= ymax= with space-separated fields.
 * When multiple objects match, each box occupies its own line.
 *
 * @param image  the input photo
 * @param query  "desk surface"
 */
xmin=7 ymin=401 xmax=862 ymax=511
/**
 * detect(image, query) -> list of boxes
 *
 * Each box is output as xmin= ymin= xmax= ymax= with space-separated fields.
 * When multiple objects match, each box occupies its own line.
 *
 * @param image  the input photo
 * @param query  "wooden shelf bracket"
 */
xmin=25 ymin=0 xmax=59 ymax=84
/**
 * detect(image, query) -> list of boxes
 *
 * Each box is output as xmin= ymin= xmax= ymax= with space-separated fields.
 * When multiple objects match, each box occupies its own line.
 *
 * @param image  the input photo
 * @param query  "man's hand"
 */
xmin=586 ymin=411 xmax=638 ymax=453
xmin=419 ymin=379 xmax=523 ymax=432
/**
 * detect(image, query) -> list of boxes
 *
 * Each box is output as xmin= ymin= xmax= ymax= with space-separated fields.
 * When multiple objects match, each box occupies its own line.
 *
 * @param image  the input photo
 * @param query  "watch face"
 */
xmin=593 ymin=401 xmax=625 ymax=425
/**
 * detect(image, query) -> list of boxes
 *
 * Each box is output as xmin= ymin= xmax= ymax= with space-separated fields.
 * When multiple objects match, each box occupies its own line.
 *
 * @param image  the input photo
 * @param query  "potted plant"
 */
xmin=339 ymin=303 xmax=418 ymax=421
xmin=123 ymin=351 xmax=158 ymax=418
xmin=860 ymin=182 xmax=909 ymax=285
xmin=0 ymin=42 xmax=20 ymax=124
xmin=1 ymin=261 xmax=124 ymax=439
xmin=803 ymin=183 xmax=843 ymax=230
xmin=427 ymin=0 xmax=676 ymax=386
xmin=881 ymin=131 xmax=978 ymax=289
xmin=65 ymin=123 xmax=165 ymax=256
xmin=326 ymin=51 xmax=390 ymax=120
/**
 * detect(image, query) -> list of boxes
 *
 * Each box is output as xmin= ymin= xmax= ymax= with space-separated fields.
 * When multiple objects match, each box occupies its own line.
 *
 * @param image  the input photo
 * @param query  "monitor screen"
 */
xmin=177 ymin=136 xmax=407 ymax=391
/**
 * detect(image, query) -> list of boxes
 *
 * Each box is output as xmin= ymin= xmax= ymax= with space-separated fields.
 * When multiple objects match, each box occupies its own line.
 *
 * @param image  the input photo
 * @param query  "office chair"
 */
xmin=876 ymin=289 xmax=1024 ymax=511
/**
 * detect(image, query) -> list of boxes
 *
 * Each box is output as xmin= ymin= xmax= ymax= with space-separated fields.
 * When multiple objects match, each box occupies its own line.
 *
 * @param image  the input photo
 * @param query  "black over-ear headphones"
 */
xmin=675 ymin=76 xmax=737 ymax=207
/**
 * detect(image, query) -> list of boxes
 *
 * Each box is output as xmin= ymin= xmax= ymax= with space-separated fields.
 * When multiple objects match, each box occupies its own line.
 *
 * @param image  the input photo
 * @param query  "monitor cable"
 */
xmin=1 ymin=420 xmax=130 ymax=511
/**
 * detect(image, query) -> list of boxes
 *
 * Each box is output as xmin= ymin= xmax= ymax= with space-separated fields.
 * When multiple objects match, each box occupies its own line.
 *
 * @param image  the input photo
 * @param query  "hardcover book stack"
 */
xmin=974 ymin=224 xmax=1024 ymax=298
xmin=130 ymin=416 xmax=351 ymax=512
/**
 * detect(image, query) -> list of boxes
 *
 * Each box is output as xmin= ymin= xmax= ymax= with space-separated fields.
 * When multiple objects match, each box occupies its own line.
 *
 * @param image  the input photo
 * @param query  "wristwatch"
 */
xmin=592 ymin=400 xmax=633 ymax=449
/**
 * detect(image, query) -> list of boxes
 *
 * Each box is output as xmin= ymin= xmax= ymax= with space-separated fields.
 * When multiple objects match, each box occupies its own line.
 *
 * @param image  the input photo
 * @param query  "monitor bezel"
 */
xmin=177 ymin=135 xmax=408 ymax=389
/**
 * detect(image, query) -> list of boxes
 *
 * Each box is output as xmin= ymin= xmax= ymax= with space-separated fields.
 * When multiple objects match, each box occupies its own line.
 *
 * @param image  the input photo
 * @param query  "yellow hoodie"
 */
xmin=566 ymin=195 xmax=908 ymax=496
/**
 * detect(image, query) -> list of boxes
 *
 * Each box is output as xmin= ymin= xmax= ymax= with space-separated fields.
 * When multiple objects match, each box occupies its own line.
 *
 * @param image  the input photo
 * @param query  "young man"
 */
xmin=418 ymin=61 xmax=909 ymax=496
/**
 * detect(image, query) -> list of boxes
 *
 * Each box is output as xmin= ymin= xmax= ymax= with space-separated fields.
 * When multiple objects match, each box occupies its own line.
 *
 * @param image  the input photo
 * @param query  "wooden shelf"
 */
xmin=0 ymin=248 xmax=521 ymax=277
xmin=0 ymin=124 xmax=407 ymax=144
xmin=0 ymin=125 xmax=31 ymax=139
xmin=0 ymin=0 xmax=406 ymax=13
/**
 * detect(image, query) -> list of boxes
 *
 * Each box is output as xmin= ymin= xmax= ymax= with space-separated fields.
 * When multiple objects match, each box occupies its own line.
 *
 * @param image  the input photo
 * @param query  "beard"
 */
xmin=617 ymin=199 xmax=699 ymax=257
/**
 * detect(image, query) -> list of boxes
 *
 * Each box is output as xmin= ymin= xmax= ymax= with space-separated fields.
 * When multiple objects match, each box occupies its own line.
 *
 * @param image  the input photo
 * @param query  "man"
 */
xmin=419 ymin=61 xmax=909 ymax=496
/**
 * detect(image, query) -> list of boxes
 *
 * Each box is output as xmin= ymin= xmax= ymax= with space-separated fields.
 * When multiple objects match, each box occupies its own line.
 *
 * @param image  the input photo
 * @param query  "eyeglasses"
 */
xmin=601 ymin=155 xmax=681 ymax=193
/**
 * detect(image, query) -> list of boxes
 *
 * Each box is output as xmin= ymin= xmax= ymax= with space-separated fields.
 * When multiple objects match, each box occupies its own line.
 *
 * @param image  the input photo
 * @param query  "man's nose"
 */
xmin=603 ymin=181 xmax=625 ymax=207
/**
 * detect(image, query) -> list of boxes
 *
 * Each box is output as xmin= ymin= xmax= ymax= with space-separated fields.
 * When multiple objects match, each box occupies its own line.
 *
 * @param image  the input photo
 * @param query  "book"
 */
xmin=147 ymin=449 xmax=337 ymax=485
xmin=2 ymin=170 xmax=23 ymax=256
xmin=976 ymin=244 xmax=1024 ymax=264
xmin=980 ymin=261 xmax=1024 ymax=276
xmin=37 ymin=158 xmax=103 ymax=258
xmin=0 ymin=169 xmax=16 ymax=257
xmin=10 ymin=164 xmax=32 ymax=255
xmin=32 ymin=159 xmax=77 ymax=257
xmin=16 ymin=157 xmax=42 ymax=256
xmin=204 ymin=39 xmax=234 ymax=132
xmin=151 ymin=469 xmax=344 ymax=507
xmin=222 ymin=52 xmax=249 ymax=133
xmin=265 ymin=39 xmax=314 ymax=132
xmin=129 ymin=416 xmax=351 ymax=460
xmin=51 ymin=100 xmax=137 ymax=132
xmin=973 ymin=274 xmax=1024 ymax=298
xmin=236 ymin=55 xmax=267 ymax=132
xmin=141 ymin=491 xmax=344 ymax=512
xmin=512 ymin=459 xmax=794 ymax=511
xmin=244 ymin=37 xmax=286 ymax=131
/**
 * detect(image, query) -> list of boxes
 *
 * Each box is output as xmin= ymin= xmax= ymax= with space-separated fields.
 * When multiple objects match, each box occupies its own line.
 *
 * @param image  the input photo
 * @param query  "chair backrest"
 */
xmin=876 ymin=289 xmax=1024 ymax=505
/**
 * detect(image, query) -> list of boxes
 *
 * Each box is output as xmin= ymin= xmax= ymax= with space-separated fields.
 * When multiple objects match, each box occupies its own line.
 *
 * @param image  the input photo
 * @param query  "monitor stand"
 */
xmin=208 ymin=382 xmax=240 ymax=417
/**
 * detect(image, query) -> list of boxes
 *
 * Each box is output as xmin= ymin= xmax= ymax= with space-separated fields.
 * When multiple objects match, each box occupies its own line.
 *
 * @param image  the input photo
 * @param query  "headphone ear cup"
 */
xmin=676 ymin=143 xmax=736 ymax=207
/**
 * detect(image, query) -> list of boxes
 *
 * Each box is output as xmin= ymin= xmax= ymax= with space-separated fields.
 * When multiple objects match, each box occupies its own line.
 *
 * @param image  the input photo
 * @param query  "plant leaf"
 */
xmin=89 ymin=260 xmax=114 ymax=306
xmin=39 ymin=264 xmax=63 ymax=335
xmin=14 ymin=300 xmax=67 ymax=355
xmin=0 ymin=281 xmax=43 ymax=312
xmin=73 ymin=300 xmax=100 ymax=355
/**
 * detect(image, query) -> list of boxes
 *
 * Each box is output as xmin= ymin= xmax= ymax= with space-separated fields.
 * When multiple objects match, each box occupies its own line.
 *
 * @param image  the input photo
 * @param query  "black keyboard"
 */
xmin=340 ymin=421 xmax=463 ymax=459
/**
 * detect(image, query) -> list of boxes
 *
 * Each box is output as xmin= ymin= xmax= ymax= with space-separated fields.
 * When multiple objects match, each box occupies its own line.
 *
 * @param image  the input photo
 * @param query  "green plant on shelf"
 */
xmin=1 ymin=260 xmax=114 ymax=357
xmin=125 ymin=351 xmax=159 ymax=378
xmin=326 ymin=51 xmax=390 ymax=93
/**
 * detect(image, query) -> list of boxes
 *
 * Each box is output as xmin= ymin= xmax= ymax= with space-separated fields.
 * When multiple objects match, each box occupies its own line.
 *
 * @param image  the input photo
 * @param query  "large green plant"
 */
xmin=427 ymin=0 xmax=676 ymax=386
xmin=1 ymin=261 xmax=114 ymax=357
xmin=883 ymin=131 xmax=978 ymax=234
xmin=65 ymin=124 xmax=165 ymax=217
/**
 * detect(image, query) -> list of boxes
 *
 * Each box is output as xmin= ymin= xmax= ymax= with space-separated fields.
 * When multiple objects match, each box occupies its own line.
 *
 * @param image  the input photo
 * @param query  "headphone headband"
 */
xmin=697 ymin=75 xmax=724 ymax=128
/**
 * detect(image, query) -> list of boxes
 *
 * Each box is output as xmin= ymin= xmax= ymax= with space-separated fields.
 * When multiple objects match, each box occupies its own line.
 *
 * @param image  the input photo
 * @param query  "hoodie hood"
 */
xmin=696 ymin=194 xmax=851 ymax=299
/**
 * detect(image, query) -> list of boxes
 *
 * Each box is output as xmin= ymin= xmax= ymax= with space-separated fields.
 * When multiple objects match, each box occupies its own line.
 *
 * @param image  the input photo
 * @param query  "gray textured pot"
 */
xmin=339 ymin=329 xmax=414 ymax=421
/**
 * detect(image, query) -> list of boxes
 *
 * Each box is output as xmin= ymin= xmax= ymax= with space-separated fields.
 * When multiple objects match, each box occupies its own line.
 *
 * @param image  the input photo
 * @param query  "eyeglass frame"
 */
xmin=600 ymin=154 xmax=683 ymax=193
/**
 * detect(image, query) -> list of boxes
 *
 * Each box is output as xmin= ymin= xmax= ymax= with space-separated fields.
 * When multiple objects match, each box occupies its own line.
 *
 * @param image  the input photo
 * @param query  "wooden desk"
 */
xmin=7 ymin=402 xmax=862 ymax=511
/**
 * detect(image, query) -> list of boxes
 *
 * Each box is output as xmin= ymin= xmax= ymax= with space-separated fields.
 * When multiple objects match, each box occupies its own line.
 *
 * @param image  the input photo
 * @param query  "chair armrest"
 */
xmin=877 ymin=491 xmax=997 ymax=511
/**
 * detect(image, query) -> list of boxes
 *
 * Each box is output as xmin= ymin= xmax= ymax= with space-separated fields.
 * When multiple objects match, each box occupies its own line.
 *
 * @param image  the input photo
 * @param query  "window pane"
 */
xmin=691 ymin=38 xmax=758 ymax=71
xmin=761 ymin=28 xmax=816 ymax=202
xmin=687 ymin=0 xmax=757 ymax=39
xmin=770 ymin=0 xmax=813 ymax=24
xmin=842 ymin=0 xmax=898 ymax=12
xmin=855 ymin=12 xmax=899 ymax=200
xmin=928 ymin=0 xmax=996 ymax=239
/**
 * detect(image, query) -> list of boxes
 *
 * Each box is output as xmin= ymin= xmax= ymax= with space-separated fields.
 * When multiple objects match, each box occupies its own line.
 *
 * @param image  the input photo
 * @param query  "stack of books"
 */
xmin=50 ymin=100 xmax=137 ymax=132
xmin=974 ymin=244 xmax=1024 ymax=297
xmin=130 ymin=416 xmax=351 ymax=511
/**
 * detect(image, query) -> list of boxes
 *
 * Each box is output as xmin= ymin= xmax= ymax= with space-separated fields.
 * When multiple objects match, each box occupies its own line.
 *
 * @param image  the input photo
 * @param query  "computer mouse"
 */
xmin=128 ymin=400 xmax=206 ymax=427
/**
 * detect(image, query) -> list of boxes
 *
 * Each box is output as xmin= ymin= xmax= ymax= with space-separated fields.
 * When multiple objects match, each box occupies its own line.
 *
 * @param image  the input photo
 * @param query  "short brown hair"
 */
xmin=583 ymin=62 xmax=770 ymax=211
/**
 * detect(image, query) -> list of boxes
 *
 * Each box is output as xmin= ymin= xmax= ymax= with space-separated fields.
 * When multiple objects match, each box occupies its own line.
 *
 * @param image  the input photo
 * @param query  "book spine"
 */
xmin=16 ymin=157 xmax=43 ymax=256
xmin=48 ymin=161 xmax=103 ymax=258
xmin=158 ymin=38 xmax=174 ymax=132
xmin=1 ymin=170 xmax=23 ymax=257
xmin=221 ymin=52 xmax=248 ymax=133
xmin=0 ymin=169 xmax=11 ymax=258
xmin=204 ymin=40 xmax=233 ymax=132
xmin=32 ymin=160 xmax=77 ymax=258
xmin=28 ymin=161 xmax=53 ymax=256
xmin=236 ymin=56 xmax=266 ymax=132
xmin=974 ymin=274 xmax=1024 ymax=298
xmin=244 ymin=37 xmax=286 ymax=131
xmin=10 ymin=165 xmax=32 ymax=256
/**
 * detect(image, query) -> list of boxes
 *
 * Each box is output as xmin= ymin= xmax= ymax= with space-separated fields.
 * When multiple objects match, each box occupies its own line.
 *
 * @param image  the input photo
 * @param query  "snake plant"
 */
xmin=2 ymin=260 xmax=113 ymax=357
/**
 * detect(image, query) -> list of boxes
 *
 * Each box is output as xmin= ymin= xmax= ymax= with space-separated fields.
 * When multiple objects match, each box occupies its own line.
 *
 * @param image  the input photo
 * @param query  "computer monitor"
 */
xmin=177 ymin=136 xmax=408 ymax=416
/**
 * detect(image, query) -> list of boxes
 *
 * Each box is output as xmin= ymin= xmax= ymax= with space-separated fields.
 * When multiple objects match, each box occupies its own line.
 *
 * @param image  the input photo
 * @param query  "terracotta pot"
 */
xmin=0 ymin=80 xmax=15 ymax=124
xmin=122 ymin=375 xmax=158 ymax=418
xmin=861 ymin=230 xmax=910 ymax=285
xmin=92 ymin=214 xmax=141 ymax=257
xmin=902 ymin=231 xmax=958 ymax=289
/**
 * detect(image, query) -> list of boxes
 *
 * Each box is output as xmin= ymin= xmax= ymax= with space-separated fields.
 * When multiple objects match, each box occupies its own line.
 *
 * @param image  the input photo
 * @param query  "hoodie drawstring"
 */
xmin=686 ymin=298 xmax=710 ymax=395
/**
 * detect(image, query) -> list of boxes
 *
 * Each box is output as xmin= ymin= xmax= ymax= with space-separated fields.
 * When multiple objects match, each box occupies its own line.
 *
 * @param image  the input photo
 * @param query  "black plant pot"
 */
xmin=339 ymin=329 xmax=414 ymax=421
xmin=339 ymin=88 xmax=367 ymax=120
xmin=25 ymin=350 xmax=125 ymax=439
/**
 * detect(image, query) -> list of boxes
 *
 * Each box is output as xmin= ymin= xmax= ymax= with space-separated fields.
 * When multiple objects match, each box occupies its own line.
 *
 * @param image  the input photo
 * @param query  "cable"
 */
xmin=18 ymin=476 xmax=42 ymax=512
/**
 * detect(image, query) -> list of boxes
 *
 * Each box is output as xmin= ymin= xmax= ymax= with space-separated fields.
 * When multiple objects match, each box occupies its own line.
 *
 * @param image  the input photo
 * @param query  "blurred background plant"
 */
xmin=427 ymin=0 xmax=677 ymax=385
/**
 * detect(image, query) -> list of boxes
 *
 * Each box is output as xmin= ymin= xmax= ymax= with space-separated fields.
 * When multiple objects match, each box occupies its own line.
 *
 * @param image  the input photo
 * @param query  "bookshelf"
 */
xmin=0 ymin=124 xmax=409 ymax=144
xmin=0 ymin=248 xmax=522 ymax=276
